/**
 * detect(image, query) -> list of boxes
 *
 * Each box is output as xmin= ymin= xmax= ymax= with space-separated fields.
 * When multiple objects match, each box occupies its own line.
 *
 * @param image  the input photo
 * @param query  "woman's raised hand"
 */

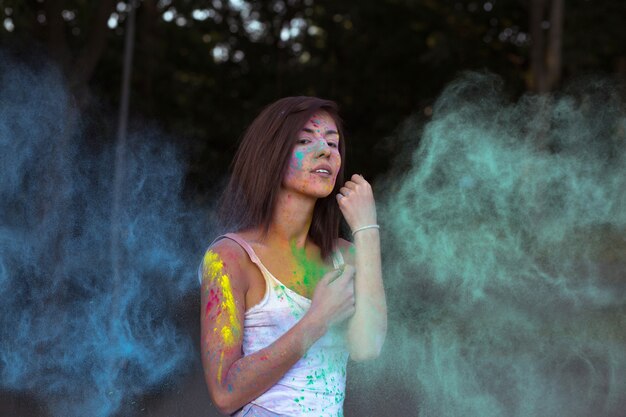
xmin=307 ymin=265 xmax=356 ymax=329
xmin=336 ymin=174 xmax=377 ymax=232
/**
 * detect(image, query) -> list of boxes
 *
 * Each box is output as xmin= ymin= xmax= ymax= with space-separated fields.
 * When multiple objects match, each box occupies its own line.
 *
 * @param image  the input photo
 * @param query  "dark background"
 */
xmin=2 ymin=0 xmax=625 ymax=197
xmin=1 ymin=0 xmax=625 ymax=416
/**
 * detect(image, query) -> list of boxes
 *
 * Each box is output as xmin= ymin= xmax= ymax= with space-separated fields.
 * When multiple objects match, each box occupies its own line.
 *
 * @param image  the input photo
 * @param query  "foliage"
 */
xmin=0 ymin=0 xmax=624 ymax=194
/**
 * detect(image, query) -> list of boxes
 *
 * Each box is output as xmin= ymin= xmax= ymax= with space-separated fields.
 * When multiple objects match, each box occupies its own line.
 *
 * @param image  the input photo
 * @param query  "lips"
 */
xmin=311 ymin=164 xmax=333 ymax=175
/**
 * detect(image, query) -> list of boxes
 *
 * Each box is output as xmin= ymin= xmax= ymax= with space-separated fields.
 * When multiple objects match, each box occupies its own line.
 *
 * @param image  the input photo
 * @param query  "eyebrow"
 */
xmin=301 ymin=128 xmax=340 ymax=136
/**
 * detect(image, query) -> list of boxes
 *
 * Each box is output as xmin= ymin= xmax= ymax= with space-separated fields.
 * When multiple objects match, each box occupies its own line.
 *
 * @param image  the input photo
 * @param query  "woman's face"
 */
xmin=282 ymin=111 xmax=341 ymax=198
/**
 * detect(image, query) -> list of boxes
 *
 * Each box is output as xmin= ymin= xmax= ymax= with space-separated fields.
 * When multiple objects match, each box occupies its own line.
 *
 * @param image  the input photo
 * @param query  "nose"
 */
xmin=315 ymin=141 xmax=331 ymax=158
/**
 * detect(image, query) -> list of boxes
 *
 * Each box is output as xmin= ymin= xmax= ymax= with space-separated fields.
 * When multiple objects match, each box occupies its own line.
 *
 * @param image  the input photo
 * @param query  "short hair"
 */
xmin=217 ymin=96 xmax=346 ymax=260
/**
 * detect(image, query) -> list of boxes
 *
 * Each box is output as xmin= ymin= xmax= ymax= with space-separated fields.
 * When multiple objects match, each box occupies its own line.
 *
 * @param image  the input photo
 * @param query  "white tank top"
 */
xmin=207 ymin=233 xmax=349 ymax=417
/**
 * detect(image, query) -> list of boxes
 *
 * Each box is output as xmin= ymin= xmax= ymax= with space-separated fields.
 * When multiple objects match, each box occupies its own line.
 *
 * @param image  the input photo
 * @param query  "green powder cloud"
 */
xmin=372 ymin=73 xmax=626 ymax=417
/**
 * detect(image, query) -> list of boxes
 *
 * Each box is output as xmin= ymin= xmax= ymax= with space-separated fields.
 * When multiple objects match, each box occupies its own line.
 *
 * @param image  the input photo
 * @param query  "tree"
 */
xmin=529 ymin=0 xmax=564 ymax=92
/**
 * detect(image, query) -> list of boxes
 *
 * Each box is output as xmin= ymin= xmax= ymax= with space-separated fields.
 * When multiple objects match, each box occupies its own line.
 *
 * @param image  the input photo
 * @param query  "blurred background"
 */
xmin=1 ymin=1 xmax=625 ymax=416
xmin=2 ymin=0 xmax=625 ymax=192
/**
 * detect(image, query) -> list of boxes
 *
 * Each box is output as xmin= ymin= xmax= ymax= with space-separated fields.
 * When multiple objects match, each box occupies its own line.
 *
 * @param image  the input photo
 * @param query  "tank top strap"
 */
xmin=331 ymin=247 xmax=345 ymax=269
xmin=210 ymin=233 xmax=263 ymax=266
xmin=201 ymin=234 xmax=346 ymax=284
xmin=198 ymin=233 xmax=264 ymax=284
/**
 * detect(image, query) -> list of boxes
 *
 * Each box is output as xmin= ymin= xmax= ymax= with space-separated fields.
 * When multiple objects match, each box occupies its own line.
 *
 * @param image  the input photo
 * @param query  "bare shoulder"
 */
xmin=201 ymin=238 xmax=252 ymax=290
xmin=336 ymin=237 xmax=355 ymax=265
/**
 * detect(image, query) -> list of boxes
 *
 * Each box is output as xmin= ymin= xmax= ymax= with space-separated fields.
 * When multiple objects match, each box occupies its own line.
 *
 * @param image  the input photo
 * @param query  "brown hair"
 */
xmin=217 ymin=96 xmax=346 ymax=260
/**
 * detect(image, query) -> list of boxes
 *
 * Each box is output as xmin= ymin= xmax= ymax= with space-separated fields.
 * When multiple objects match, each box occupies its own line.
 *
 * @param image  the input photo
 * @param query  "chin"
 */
xmin=313 ymin=187 xmax=335 ymax=199
xmin=298 ymin=186 xmax=333 ymax=199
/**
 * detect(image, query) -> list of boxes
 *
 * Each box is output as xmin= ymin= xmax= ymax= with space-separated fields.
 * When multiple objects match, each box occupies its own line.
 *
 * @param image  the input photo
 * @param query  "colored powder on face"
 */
xmin=294 ymin=150 xmax=305 ymax=169
xmin=311 ymin=140 xmax=325 ymax=154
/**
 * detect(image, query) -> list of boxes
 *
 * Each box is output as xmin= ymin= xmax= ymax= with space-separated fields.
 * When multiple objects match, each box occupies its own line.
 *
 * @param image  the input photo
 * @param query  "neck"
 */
xmin=264 ymin=188 xmax=316 ymax=249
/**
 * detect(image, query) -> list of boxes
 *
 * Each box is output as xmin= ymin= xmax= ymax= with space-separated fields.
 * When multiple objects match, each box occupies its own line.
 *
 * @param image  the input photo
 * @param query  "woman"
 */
xmin=200 ymin=96 xmax=386 ymax=417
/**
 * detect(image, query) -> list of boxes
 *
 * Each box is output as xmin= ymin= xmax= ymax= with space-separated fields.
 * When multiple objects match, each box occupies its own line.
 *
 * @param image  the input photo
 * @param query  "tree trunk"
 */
xmin=528 ymin=0 xmax=564 ymax=93
xmin=529 ymin=0 xmax=546 ymax=92
xmin=545 ymin=0 xmax=564 ymax=90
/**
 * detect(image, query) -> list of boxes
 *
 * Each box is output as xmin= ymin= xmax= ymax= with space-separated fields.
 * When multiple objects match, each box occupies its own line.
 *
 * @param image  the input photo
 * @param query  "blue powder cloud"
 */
xmin=0 ymin=54 xmax=212 ymax=417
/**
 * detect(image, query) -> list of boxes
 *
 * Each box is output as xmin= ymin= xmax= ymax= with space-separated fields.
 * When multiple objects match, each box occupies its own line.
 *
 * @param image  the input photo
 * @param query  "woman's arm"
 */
xmin=337 ymin=174 xmax=388 ymax=361
xmin=200 ymin=239 xmax=355 ymax=415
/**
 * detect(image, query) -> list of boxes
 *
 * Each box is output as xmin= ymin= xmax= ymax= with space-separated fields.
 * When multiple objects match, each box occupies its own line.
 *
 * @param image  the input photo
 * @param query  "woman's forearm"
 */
xmin=212 ymin=314 xmax=327 ymax=414
xmin=347 ymin=228 xmax=387 ymax=360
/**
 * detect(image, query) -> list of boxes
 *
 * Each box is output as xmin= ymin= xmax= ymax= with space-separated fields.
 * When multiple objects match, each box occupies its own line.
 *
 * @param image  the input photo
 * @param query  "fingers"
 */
xmin=338 ymin=304 xmax=356 ymax=323
xmin=339 ymin=186 xmax=351 ymax=196
xmin=331 ymin=265 xmax=355 ymax=286
xmin=313 ymin=265 xmax=357 ymax=327
xmin=344 ymin=181 xmax=357 ymax=190
xmin=350 ymin=174 xmax=367 ymax=184
xmin=342 ymin=264 xmax=356 ymax=277
xmin=336 ymin=264 xmax=355 ymax=278
xmin=339 ymin=175 xmax=372 ymax=194
xmin=322 ymin=266 xmax=345 ymax=285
